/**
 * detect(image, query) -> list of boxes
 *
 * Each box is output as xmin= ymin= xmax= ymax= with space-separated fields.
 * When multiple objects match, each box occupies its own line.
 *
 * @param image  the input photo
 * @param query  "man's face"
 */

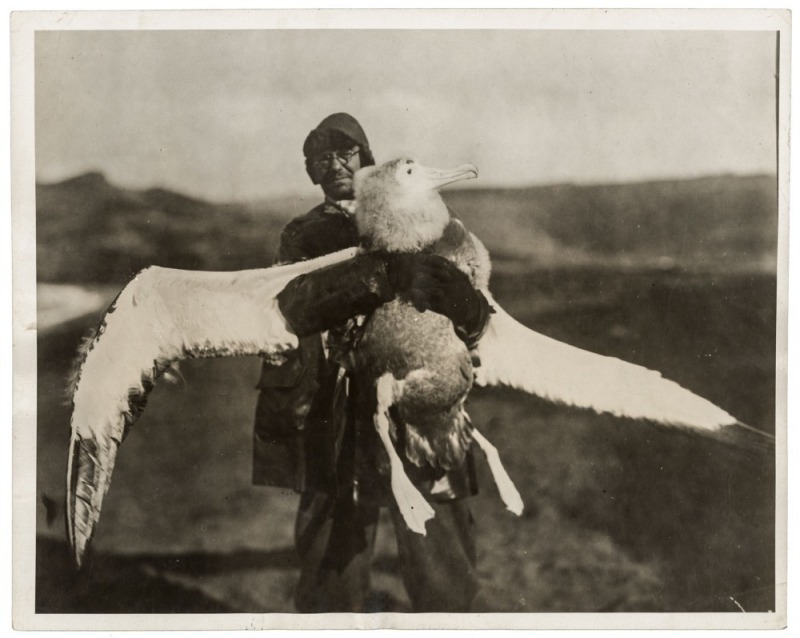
xmin=308 ymin=145 xmax=362 ymax=200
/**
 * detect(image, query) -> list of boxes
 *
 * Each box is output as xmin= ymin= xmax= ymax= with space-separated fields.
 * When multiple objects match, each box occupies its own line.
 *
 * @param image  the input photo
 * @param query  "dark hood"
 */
xmin=303 ymin=113 xmax=375 ymax=180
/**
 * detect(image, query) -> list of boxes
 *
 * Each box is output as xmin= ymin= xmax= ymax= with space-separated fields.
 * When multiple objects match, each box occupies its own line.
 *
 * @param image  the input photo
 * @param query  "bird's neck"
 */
xmin=357 ymin=193 xmax=450 ymax=253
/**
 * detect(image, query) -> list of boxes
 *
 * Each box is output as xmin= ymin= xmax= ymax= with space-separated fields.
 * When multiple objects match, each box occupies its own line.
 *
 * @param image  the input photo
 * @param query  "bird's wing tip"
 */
xmin=731 ymin=420 xmax=775 ymax=441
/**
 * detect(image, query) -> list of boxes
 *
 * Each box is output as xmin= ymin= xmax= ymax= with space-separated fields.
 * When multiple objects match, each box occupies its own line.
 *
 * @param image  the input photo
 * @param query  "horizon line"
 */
xmin=35 ymin=169 xmax=779 ymax=206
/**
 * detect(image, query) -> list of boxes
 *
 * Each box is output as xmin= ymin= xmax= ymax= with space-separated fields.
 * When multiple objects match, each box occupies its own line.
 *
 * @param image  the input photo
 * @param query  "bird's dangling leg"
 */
xmin=470 ymin=421 xmax=524 ymax=516
xmin=374 ymin=373 xmax=435 ymax=535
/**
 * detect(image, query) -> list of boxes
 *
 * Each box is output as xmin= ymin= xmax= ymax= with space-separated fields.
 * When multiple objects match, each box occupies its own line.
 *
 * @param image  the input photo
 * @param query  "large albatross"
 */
xmin=65 ymin=157 xmax=772 ymax=568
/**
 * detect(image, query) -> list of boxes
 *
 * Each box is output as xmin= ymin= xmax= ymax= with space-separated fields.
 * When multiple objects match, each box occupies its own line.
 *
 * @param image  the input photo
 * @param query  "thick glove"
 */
xmin=277 ymin=253 xmax=394 ymax=337
xmin=383 ymin=252 xmax=492 ymax=347
xmin=277 ymin=251 xmax=492 ymax=346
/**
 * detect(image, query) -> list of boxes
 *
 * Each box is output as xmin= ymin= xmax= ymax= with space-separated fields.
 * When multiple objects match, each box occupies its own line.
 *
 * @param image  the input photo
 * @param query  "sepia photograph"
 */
xmin=11 ymin=8 xmax=789 ymax=630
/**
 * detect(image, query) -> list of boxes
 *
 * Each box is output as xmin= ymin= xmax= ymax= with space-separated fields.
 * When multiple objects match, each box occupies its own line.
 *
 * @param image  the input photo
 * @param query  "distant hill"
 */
xmin=36 ymin=172 xmax=290 ymax=284
xmin=444 ymin=174 xmax=778 ymax=271
xmin=36 ymin=172 xmax=777 ymax=285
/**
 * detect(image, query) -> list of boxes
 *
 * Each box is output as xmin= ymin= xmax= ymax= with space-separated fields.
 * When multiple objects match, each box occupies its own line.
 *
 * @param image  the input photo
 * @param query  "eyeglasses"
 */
xmin=309 ymin=147 xmax=360 ymax=170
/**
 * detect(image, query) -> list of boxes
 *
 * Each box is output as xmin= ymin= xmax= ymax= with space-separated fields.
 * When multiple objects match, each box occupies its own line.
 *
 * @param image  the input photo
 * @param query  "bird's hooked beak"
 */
xmin=422 ymin=163 xmax=478 ymax=190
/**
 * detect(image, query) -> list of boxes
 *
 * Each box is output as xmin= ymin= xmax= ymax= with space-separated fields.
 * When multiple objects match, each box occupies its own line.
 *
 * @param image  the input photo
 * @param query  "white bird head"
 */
xmin=354 ymin=158 xmax=478 ymax=253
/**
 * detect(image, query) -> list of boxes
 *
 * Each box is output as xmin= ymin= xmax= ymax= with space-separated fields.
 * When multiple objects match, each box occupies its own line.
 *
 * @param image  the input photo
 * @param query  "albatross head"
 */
xmin=354 ymin=158 xmax=478 ymax=253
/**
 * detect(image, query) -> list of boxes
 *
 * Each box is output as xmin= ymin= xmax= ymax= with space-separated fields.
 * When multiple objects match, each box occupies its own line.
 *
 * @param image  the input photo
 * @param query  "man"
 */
xmin=254 ymin=113 xmax=491 ymax=612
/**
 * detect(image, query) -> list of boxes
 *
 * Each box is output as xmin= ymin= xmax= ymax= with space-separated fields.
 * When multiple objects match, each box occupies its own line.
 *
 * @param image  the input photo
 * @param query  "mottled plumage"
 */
xmin=357 ymin=164 xmax=488 ymax=463
xmin=352 ymin=158 xmax=522 ymax=532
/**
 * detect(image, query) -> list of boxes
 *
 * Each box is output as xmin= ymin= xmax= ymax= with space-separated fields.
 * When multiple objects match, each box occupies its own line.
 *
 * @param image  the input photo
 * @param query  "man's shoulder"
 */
xmin=279 ymin=201 xmax=358 ymax=260
xmin=287 ymin=201 xmax=329 ymax=223
xmin=282 ymin=202 xmax=348 ymax=234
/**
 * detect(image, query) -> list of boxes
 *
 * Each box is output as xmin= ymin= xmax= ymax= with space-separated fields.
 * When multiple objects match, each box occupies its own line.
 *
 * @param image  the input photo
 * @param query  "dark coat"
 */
xmin=253 ymin=201 xmax=479 ymax=503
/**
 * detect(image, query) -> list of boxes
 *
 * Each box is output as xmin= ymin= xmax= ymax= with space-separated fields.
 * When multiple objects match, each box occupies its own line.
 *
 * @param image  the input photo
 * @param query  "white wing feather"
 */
xmin=66 ymin=247 xmax=360 ymax=566
xmin=474 ymin=290 xmax=737 ymax=432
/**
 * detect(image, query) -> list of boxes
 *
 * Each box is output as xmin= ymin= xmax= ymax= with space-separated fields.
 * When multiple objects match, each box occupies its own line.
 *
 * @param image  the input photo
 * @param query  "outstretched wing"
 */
xmin=66 ymin=247 xmax=360 ymax=567
xmin=474 ymin=291 xmax=770 ymax=442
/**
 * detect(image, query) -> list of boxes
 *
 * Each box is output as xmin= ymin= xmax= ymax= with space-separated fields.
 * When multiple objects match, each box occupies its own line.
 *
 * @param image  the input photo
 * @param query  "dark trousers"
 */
xmin=293 ymin=490 xmax=480 ymax=613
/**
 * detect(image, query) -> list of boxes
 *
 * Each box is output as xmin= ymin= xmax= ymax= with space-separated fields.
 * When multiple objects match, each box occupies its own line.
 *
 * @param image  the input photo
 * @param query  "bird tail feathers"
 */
xmin=403 ymin=403 xmax=473 ymax=471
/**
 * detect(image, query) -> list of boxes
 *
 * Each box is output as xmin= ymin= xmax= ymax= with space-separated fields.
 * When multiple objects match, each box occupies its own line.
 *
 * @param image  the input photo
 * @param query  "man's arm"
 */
xmin=275 ymin=253 xmax=394 ymax=337
xmin=382 ymin=253 xmax=492 ymax=348
xmin=277 ymin=252 xmax=492 ymax=346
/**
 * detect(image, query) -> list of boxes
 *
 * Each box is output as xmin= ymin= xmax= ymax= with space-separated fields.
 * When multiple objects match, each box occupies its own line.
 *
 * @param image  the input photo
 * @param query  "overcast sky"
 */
xmin=35 ymin=28 xmax=777 ymax=201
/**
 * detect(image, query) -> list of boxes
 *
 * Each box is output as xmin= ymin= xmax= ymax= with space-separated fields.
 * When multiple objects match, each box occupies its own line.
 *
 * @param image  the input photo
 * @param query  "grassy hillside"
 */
xmin=36 ymin=172 xmax=777 ymax=286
